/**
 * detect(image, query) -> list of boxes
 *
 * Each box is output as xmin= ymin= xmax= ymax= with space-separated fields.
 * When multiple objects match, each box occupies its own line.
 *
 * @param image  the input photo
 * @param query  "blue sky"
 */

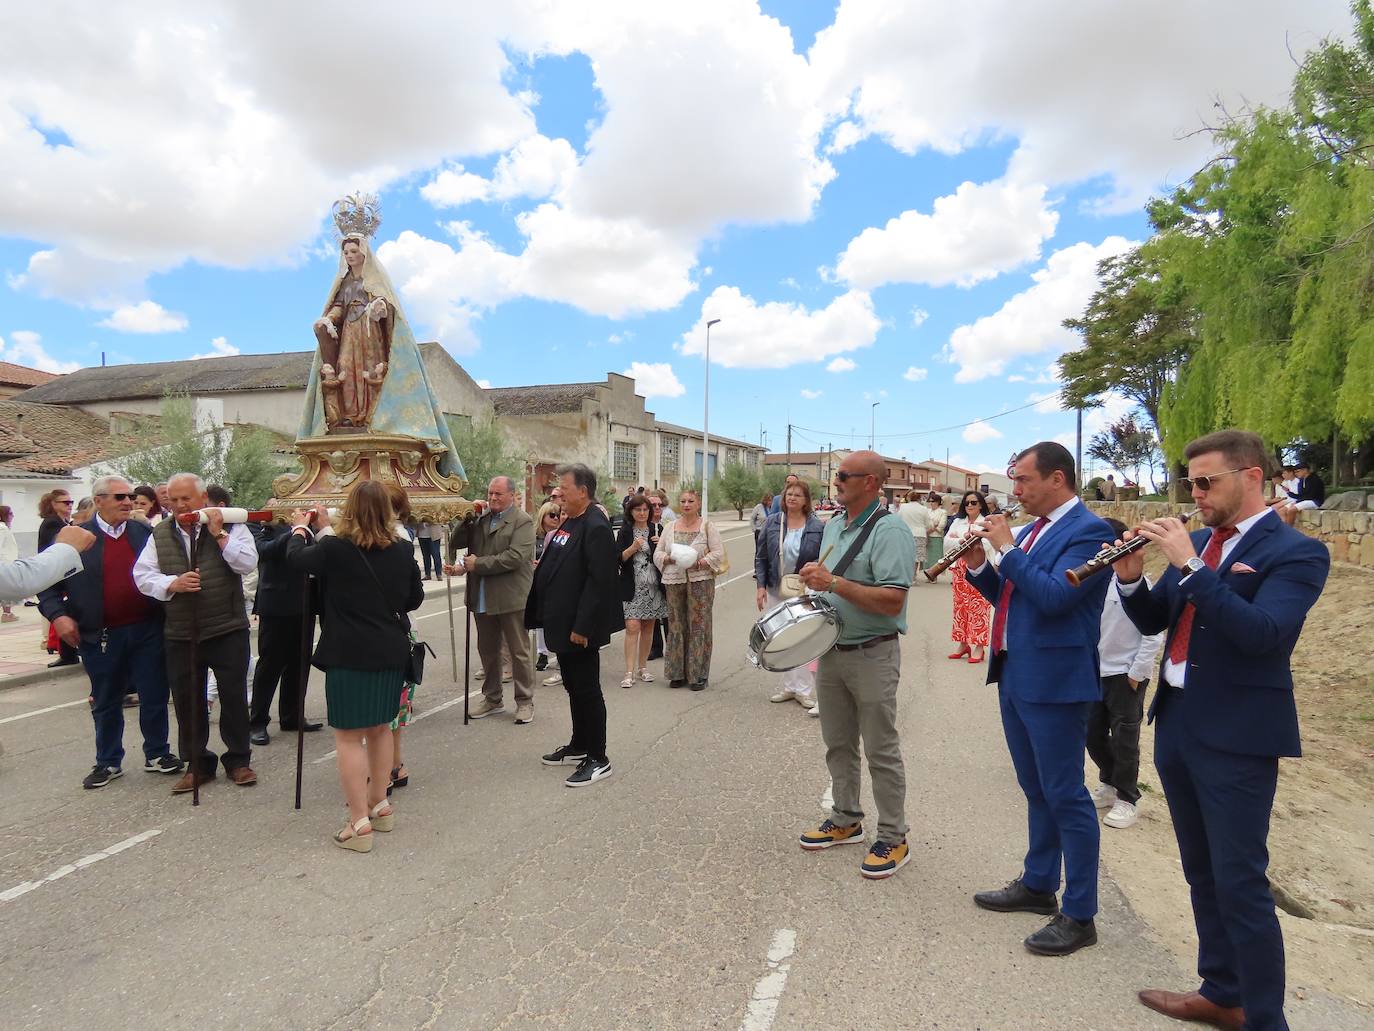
xmin=0 ymin=1 xmax=1352 ymax=479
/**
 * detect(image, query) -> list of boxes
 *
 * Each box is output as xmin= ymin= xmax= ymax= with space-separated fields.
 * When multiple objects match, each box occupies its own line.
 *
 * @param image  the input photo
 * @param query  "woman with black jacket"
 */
xmin=752 ymin=480 xmax=824 ymax=711
xmin=37 ymin=489 xmax=79 ymax=663
xmin=615 ymin=494 xmax=665 ymax=689
xmin=287 ymin=480 xmax=423 ymax=853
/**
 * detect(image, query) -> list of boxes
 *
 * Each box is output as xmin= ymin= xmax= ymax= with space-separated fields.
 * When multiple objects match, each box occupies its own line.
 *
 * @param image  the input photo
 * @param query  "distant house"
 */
xmin=0 ymin=361 xmax=58 ymax=399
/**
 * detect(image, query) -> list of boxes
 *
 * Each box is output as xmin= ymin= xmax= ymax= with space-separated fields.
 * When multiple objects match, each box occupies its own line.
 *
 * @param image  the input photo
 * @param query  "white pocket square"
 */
xmin=1231 ymin=562 xmax=1258 ymax=574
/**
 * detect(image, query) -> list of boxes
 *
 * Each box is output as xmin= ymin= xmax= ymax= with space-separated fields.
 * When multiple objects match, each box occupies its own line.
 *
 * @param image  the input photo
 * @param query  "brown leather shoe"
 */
xmin=171 ymin=769 xmax=216 ymax=794
xmin=1138 ymin=989 xmax=1245 ymax=1030
xmin=226 ymin=766 xmax=258 ymax=787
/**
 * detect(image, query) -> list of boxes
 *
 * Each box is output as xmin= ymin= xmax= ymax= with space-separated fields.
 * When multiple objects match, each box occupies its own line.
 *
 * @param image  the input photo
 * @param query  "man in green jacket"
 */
xmin=447 ymin=476 xmax=537 ymax=724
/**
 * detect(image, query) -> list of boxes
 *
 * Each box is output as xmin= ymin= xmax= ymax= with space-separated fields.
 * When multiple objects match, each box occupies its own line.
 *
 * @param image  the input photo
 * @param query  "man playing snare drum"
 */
xmin=796 ymin=450 xmax=916 ymax=879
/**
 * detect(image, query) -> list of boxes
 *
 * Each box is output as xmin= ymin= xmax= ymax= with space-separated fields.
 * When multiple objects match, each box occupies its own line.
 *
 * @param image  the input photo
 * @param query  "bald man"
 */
xmin=796 ymin=450 xmax=916 ymax=879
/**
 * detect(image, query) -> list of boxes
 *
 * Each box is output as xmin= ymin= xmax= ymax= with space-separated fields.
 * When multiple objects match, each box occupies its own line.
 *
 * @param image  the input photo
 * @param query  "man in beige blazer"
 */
xmin=447 ymin=476 xmax=537 ymax=724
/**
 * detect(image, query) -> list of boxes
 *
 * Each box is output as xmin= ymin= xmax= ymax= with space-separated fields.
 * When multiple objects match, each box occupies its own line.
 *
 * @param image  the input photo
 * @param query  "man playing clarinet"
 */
xmin=1115 ymin=430 xmax=1329 ymax=1031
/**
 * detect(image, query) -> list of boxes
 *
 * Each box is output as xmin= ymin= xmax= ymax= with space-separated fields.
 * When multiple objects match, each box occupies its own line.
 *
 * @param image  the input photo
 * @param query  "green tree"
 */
xmin=715 ymin=462 xmax=761 ymax=519
xmin=1086 ymin=413 xmax=1162 ymax=491
xmin=446 ymin=415 xmax=523 ymax=497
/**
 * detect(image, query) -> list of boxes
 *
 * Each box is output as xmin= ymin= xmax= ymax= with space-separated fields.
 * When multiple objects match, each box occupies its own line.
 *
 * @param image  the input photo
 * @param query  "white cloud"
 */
xmin=190 ymin=336 xmax=239 ymax=360
xmin=678 ymin=287 xmax=880 ymax=370
xmin=945 ymin=236 xmax=1134 ymax=383
xmin=826 ymin=357 xmax=857 ymax=373
xmin=97 ymin=301 xmax=189 ymax=334
xmin=419 ymin=167 xmax=491 ymax=208
xmin=800 ymin=388 xmax=823 ymax=399
xmin=903 ymin=366 xmax=928 ymax=382
xmin=835 ymin=179 xmax=1058 ymax=288
xmin=422 ymin=134 xmax=580 ymax=207
xmin=963 ymin=419 xmax=1004 ymax=444
xmin=0 ymin=330 xmax=80 ymax=373
xmin=623 ymin=361 xmax=685 ymax=398
xmin=811 ymin=0 xmax=1351 ymax=210
xmin=910 ymin=307 xmax=929 ymax=328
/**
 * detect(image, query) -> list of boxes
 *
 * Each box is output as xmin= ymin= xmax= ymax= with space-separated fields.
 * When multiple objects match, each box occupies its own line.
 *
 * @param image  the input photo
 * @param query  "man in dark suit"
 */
xmin=248 ymin=519 xmax=324 ymax=745
xmin=38 ymin=476 xmax=184 ymax=790
xmin=1116 ymin=430 xmax=1329 ymax=1031
xmin=963 ymin=441 xmax=1114 ymax=956
xmin=526 ymin=463 xmax=624 ymax=787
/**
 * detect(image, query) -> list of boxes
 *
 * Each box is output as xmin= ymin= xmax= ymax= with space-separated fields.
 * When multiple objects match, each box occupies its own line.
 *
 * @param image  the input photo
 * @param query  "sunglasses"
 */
xmin=55 ymin=498 xmax=73 ymax=504
xmin=96 ymin=492 xmax=136 ymax=501
xmin=1179 ymin=468 xmax=1251 ymax=492
xmin=834 ymin=470 xmax=871 ymax=483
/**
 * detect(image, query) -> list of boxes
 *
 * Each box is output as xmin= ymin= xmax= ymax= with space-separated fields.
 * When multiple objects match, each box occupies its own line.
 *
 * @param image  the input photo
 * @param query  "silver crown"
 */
xmin=332 ymin=192 xmax=382 ymax=239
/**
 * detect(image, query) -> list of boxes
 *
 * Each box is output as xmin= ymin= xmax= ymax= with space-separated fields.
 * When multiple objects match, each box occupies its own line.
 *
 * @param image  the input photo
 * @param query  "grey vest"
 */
xmin=153 ymin=520 xmax=250 ymax=642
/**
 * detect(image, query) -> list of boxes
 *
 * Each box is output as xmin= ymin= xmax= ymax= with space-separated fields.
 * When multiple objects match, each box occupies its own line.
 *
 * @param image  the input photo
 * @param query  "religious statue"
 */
xmin=313 ymin=234 xmax=392 ymax=429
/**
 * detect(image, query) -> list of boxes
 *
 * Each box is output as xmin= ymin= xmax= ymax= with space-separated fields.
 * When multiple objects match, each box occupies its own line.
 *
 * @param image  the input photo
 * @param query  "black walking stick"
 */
xmin=463 ymin=600 xmax=472 ymax=726
xmin=185 ymin=523 xmax=202 ymax=807
xmin=294 ymin=574 xmax=313 ymax=810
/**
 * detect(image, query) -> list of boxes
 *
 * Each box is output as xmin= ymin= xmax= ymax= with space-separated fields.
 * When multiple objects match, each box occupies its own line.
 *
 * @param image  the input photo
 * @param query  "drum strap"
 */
xmin=830 ymin=508 xmax=889 ymax=581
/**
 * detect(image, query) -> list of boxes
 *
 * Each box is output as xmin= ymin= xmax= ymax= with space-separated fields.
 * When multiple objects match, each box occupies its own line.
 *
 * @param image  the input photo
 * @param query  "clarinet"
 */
xmin=924 ymin=503 xmax=1022 ymax=582
xmin=1064 ymin=509 xmax=1201 ymax=586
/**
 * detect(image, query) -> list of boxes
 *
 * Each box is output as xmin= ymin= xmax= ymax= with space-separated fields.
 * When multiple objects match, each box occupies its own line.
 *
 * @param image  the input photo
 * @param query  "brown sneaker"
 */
xmin=469 ymin=697 xmax=506 ymax=719
xmin=172 ymin=769 xmax=217 ymax=794
xmin=226 ymin=766 xmax=258 ymax=786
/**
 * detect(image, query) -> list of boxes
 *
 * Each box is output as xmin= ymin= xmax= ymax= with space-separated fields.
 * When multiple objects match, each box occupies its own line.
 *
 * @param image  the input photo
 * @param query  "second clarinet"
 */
xmin=924 ymin=502 xmax=1022 ymax=582
xmin=1065 ymin=508 xmax=1201 ymax=586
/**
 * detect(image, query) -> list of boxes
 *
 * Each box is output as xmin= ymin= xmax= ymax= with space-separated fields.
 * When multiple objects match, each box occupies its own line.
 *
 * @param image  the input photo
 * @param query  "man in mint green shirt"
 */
xmin=795 ymin=451 xmax=915 ymax=880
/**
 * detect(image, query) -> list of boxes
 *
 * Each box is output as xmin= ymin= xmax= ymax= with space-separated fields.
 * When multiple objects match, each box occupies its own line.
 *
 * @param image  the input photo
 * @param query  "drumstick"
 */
xmin=818 ymin=543 xmax=835 ymax=566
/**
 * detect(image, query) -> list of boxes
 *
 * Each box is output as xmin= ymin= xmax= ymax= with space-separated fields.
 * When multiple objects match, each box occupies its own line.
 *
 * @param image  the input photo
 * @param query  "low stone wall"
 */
xmin=1087 ymin=501 xmax=1374 ymax=569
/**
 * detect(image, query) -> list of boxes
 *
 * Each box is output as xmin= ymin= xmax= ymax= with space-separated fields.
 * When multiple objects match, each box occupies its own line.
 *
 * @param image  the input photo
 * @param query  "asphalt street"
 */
xmin=1 ymin=526 xmax=1370 ymax=1031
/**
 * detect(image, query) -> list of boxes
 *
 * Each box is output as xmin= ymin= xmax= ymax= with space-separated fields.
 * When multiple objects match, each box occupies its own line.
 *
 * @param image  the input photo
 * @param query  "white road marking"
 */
xmin=0 ymin=698 xmax=90 ymax=725
xmin=739 ymin=928 xmax=798 ymax=1031
xmin=0 ymin=829 xmax=162 ymax=905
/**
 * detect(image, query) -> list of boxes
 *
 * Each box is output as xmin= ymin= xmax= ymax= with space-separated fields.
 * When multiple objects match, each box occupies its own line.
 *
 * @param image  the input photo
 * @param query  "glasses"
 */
xmin=1179 ymin=468 xmax=1252 ymax=492
xmin=55 ymin=498 xmax=73 ymax=505
xmin=834 ymin=471 xmax=872 ymax=483
xmin=96 ymin=492 xmax=135 ymax=501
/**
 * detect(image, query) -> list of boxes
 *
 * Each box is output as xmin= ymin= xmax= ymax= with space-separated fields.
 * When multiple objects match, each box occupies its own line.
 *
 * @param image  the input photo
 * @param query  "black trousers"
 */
xmin=1086 ymin=672 xmax=1146 ymax=804
xmin=418 ymin=538 xmax=442 ymax=578
xmin=647 ymin=619 xmax=664 ymax=659
xmin=166 ymin=628 xmax=252 ymax=775
xmin=556 ymin=646 xmax=607 ymax=762
xmin=249 ymin=614 xmax=308 ymax=731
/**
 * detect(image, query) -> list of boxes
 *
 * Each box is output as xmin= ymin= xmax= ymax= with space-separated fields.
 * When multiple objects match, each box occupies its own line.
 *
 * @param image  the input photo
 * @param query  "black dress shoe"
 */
xmin=48 ymin=656 xmax=80 ymax=668
xmin=668 ymin=679 xmax=686 ymax=689
xmin=1024 ymin=914 xmax=1097 ymax=956
xmin=973 ymin=878 xmax=1059 ymax=915
xmin=280 ymin=721 xmax=324 ymax=733
xmin=250 ymin=728 xmax=270 ymax=746
xmin=689 ymin=680 xmax=707 ymax=691
xmin=535 ymin=654 xmax=549 ymax=672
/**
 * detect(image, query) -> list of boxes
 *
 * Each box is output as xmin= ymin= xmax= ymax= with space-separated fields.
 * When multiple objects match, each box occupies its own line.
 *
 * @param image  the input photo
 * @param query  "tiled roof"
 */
xmin=0 ymin=361 xmax=57 ymax=388
xmin=653 ymin=420 xmax=764 ymax=452
xmin=0 ymin=400 xmax=126 ymax=474
xmin=485 ymin=382 xmax=601 ymax=416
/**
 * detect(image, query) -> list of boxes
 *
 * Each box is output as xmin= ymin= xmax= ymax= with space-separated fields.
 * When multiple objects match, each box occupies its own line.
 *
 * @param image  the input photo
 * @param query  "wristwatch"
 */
xmin=998 ymin=542 xmax=1016 ymax=557
xmin=1179 ymin=556 xmax=1205 ymax=581
xmin=214 ymin=529 xmax=230 ymax=542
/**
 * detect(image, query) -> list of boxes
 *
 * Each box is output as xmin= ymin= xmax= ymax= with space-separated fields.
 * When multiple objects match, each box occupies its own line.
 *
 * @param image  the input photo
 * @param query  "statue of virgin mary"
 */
xmin=297 ymin=194 xmax=466 ymax=484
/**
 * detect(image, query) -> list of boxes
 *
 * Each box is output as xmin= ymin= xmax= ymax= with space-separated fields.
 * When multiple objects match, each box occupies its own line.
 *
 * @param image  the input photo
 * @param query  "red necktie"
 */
xmin=1166 ymin=526 xmax=1238 ymax=664
xmin=990 ymin=517 xmax=1049 ymax=653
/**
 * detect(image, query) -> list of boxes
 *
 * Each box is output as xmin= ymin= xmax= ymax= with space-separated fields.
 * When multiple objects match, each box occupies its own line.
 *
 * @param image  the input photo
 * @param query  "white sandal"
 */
xmin=369 ymin=799 xmax=394 ymax=833
xmin=333 ymin=816 xmax=373 ymax=852
xmin=638 ymin=668 xmax=654 ymax=682
xmin=621 ymin=673 xmax=635 ymax=689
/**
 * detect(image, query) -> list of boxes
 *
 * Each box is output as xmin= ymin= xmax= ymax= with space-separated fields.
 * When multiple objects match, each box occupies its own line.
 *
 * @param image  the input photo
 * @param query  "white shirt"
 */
xmin=133 ymin=522 xmax=258 ymax=602
xmin=1099 ymin=574 xmax=1166 ymax=680
xmin=898 ymin=501 xmax=931 ymax=538
xmin=1118 ymin=507 xmax=1274 ymax=687
xmin=96 ymin=514 xmax=127 ymax=539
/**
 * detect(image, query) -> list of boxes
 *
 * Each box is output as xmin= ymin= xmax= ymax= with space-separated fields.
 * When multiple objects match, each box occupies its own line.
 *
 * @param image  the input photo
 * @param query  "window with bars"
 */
xmin=725 ymin=447 xmax=741 ymax=465
xmin=613 ymin=440 xmax=639 ymax=481
xmin=660 ymin=435 xmax=680 ymax=474
xmin=746 ymin=451 xmax=759 ymax=469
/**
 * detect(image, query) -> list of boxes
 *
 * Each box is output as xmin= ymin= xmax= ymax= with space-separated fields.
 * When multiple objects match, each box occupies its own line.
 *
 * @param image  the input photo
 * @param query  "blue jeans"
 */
xmin=418 ymin=537 xmax=442 ymax=577
xmin=80 ymin=620 xmax=172 ymax=769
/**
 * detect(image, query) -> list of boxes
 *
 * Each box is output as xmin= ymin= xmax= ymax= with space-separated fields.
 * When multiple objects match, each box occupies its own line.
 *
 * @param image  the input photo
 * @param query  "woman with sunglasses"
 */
xmin=944 ymin=490 xmax=998 ymax=663
xmin=532 ymin=501 xmax=563 ymax=675
xmin=37 ymin=489 xmax=80 ymax=663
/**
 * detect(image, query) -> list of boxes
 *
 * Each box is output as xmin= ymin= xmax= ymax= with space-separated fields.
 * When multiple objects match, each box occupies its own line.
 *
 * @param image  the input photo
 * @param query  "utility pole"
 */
xmin=1075 ymin=407 xmax=1083 ymax=483
xmin=786 ymin=423 xmax=792 ymax=475
xmin=825 ymin=442 xmax=831 ymax=498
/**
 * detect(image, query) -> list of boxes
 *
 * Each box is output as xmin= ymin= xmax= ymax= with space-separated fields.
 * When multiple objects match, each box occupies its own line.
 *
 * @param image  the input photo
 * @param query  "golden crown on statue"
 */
xmin=332 ymin=192 xmax=382 ymax=239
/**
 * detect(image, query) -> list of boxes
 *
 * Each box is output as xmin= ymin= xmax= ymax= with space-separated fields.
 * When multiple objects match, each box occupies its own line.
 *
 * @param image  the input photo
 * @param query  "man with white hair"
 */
xmin=134 ymin=472 xmax=259 ymax=793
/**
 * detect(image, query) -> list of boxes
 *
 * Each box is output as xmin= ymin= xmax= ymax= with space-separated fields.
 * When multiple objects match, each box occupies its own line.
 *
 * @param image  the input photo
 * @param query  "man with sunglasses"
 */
xmin=38 ymin=476 xmax=184 ymax=790
xmin=1113 ymin=430 xmax=1329 ymax=1031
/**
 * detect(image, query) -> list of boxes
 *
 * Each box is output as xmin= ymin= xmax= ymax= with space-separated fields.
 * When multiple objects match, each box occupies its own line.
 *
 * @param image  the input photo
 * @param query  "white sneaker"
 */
xmin=1103 ymin=799 xmax=1138 ymax=829
xmin=793 ymin=694 xmax=815 ymax=709
xmin=808 ymin=704 xmax=820 ymax=717
xmin=1090 ymin=783 xmax=1118 ymax=810
xmin=542 ymin=673 xmax=562 ymax=686
xmin=468 ymin=697 xmax=506 ymax=719
xmin=769 ymin=691 xmax=793 ymax=703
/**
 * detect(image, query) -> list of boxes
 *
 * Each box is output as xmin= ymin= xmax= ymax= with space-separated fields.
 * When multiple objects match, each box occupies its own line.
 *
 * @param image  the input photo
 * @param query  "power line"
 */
xmin=791 ymin=396 xmax=1049 ymax=442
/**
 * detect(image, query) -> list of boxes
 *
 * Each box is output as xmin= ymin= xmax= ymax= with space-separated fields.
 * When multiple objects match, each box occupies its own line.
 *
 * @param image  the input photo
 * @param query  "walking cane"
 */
xmin=446 ymin=569 xmax=458 ymax=685
xmin=185 ymin=524 xmax=202 ymax=808
xmin=463 ymin=597 xmax=472 ymax=726
xmin=294 ymin=574 xmax=313 ymax=810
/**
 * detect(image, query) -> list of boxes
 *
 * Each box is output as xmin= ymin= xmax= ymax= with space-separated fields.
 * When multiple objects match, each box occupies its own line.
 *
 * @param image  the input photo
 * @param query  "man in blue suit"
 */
xmin=1116 ymin=430 xmax=1329 ymax=1031
xmin=963 ymin=441 xmax=1114 ymax=956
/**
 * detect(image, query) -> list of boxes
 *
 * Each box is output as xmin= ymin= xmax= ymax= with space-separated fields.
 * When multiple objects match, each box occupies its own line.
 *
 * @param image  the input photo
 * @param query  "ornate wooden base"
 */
xmin=269 ymin=433 xmax=475 ymax=521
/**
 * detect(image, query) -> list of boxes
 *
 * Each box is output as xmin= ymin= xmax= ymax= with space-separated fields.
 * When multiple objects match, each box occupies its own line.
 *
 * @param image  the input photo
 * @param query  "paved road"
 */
xmin=1 ymin=528 xmax=1369 ymax=1030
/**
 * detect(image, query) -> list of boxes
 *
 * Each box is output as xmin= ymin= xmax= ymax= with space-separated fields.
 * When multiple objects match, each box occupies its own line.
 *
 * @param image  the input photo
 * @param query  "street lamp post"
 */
xmin=703 ymin=318 xmax=720 ymax=516
xmin=870 ymin=401 xmax=880 ymax=449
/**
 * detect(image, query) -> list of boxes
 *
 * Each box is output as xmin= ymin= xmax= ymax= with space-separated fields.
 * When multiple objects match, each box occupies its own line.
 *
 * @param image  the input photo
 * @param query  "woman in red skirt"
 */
xmin=944 ymin=490 xmax=997 ymax=664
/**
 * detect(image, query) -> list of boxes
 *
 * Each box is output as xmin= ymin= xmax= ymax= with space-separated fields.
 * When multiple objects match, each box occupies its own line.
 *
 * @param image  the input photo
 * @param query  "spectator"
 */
xmin=206 ymin=483 xmax=231 ymax=507
xmin=653 ymin=488 xmax=725 ymax=690
xmin=645 ymin=494 xmax=670 ymax=662
xmin=155 ymin=482 xmax=171 ymax=512
xmin=135 ymin=472 xmax=259 ymax=794
xmin=526 ymin=463 xmax=622 ymax=786
xmin=1286 ymin=460 xmax=1326 ymax=509
xmin=896 ymin=489 xmax=933 ymax=579
xmin=382 ymin=483 xmax=422 ymax=790
xmin=532 ymin=501 xmax=563 ymax=676
xmin=944 ymin=490 xmax=997 ymax=664
xmin=38 ymin=488 xmax=80 ymax=666
xmin=750 ymin=493 xmax=772 ymax=550
xmin=0 ymin=506 xmax=19 ymax=622
xmin=923 ymin=494 xmax=948 ymax=577
xmin=131 ymin=485 xmax=167 ymax=525
xmin=754 ymin=479 xmax=823 ymax=709
xmin=770 ymin=474 xmax=800 ymax=514
xmin=1101 ymin=474 xmax=1117 ymax=501
xmin=654 ymin=488 xmax=676 ymax=523
xmin=73 ymin=497 xmax=94 ymax=524
xmin=415 ymin=519 xmax=443 ymax=580
xmin=38 ymin=476 xmax=183 ymax=789
xmin=287 ymin=480 xmax=422 ymax=851
xmin=616 ymin=494 xmax=666 ymax=689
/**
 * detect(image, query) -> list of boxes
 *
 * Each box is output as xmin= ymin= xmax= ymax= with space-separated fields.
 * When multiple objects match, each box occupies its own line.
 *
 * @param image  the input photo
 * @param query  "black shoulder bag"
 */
xmin=349 ymin=541 xmax=435 ymax=685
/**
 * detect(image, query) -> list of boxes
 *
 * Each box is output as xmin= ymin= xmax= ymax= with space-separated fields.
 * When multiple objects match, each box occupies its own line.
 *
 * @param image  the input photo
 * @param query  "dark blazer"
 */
xmin=616 ymin=520 xmax=664 ymax=602
xmin=753 ymin=511 xmax=824 ymax=590
xmin=525 ymin=506 xmax=624 ymax=651
xmin=37 ymin=514 xmax=68 ymax=552
xmin=966 ymin=501 xmax=1115 ymax=704
xmin=287 ymin=533 xmax=423 ymax=672
xmin=1287 ymin=473 xmax=1326 ymax=507
xmin=37 ymin=517 xmax=160 ymax=644
xmin=1119 ymin=510 xmax=1330 ymax=757
xmin=252 ymin=523 xmax=309 ymax=618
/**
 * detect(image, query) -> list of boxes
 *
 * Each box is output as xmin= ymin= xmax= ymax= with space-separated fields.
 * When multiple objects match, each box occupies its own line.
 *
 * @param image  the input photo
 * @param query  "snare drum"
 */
xmin=747 ymin=595 xmax=843 ymax=672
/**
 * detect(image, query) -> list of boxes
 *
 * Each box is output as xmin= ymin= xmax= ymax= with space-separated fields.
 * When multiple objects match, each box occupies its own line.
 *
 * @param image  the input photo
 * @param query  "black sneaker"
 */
xmin=144 ymin=754 xmax=185 ymax=775
xmin=535 ymin=654 xmax=549 ymax=672
xmin=565 ymin=757 xmax=612 ymax=787
xmin=82 ymin=765 xmax=123 ymax=790
xmin=541 ymin=745 xmax=589 ymax=766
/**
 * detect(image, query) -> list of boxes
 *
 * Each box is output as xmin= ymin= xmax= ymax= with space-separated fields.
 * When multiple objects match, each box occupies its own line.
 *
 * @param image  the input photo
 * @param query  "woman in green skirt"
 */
xmin=288 ymin=480 xmax=423 ymax=852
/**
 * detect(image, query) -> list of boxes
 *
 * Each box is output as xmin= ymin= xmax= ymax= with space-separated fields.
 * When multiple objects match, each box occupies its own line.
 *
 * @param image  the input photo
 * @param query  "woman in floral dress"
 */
xmin=615 ymin=495 xmax=666 ymax=688
xmin=944 ymin=490 xmax=997 ymax=664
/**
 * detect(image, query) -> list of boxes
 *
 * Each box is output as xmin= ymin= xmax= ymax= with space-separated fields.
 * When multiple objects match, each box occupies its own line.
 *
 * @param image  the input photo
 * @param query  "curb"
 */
xmin=0 ymin=664 xmax=85 ymax=693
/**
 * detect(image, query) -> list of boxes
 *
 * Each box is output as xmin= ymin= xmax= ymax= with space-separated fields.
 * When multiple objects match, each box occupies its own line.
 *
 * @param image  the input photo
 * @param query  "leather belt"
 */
xmin=833 ymin=632 xmax=899 ymax=652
